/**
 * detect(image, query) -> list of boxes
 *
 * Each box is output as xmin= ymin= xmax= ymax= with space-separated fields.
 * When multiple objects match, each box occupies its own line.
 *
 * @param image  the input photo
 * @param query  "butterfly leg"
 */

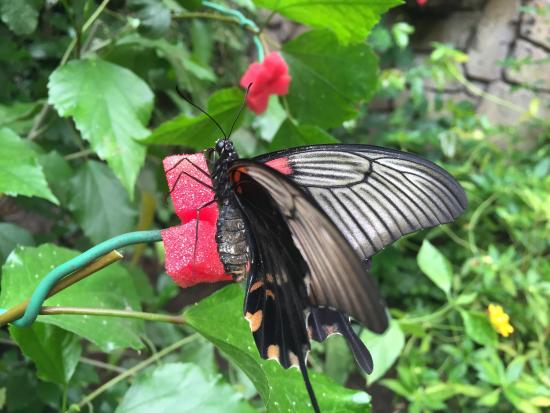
xmin=191 ymin=198 xmax=218 ymax=278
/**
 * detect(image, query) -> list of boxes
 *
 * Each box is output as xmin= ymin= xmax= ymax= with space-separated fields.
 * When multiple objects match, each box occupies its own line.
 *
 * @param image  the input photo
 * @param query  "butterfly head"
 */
xmin=215 ymin=139 xmax=237 ymax=161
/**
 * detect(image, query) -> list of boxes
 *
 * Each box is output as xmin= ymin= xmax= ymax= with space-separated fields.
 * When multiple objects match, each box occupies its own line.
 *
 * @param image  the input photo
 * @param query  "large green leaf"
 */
xmin=417 ymin=240 xmax=453 ymax=295
xmin=282 ymin=30 xmax=378 ymax=128
xmin=9 ymin=323 xmax=81 ymax=385
xmin=361 ymin=319 xmax=405 ymax=384
xmin=48 ymin=59 xmax=154 ymax=198
xmin=0 ymin=223 xmax=34 ymax=265
xmin=142 ymin=88 xmax=243 ymax=147
xmin=0 ymin=0 xmax=41 ymax=35
xmin=68 ymin=160 xmax=137 ymax=244
xmin=268 ymin=119 xmax=338 ymax=151
xmin=0 ymin=128 xmax=58 ymax=204
xmin=115 ymin=363 xmax=256 ymax=413
xmin=253 ymin=0 xmax=401 ymax=45
xmin=185 ymin=284 xmax=371 ymax=412
xmin=0 ymin=244 xmax=145 ymax=351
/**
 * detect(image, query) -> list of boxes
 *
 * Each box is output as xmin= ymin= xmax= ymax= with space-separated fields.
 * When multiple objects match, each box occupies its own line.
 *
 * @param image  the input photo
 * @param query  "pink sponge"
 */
xmin=162 ymin=221 xmax=231 ymax=287
xmin=163 ymin=154 xmax=217 ymax=224
xmin=162 ymin=153 xmax=232 ymax=287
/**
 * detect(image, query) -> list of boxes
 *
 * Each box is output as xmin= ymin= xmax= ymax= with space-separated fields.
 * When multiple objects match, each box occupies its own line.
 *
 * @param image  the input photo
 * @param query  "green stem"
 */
xmin=69 ymin=334 xmax=199 ymax=412
xmin=399 ymin=302 xmax=455 ymax=324
xmin=468 ymin=194 xmax=497 ymax=255
xmin=40 ymin=306 xmax=185 ymax=324
xmin=175 ymin=12 xmax=259 ymax=34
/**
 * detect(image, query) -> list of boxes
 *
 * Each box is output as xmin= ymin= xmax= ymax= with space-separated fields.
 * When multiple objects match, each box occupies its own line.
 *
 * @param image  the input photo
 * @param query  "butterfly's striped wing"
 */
xmin=257 ymin=144 xmax=467 ymax=261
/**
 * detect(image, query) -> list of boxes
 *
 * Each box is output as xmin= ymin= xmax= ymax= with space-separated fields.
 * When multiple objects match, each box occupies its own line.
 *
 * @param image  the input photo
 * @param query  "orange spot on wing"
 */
xmin=245 ymin=310 xmax=263 ymax=332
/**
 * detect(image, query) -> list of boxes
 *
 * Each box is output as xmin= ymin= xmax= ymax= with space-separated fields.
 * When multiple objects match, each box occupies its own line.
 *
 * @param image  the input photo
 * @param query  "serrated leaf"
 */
xmin=68 ymin=160 xmax=137 ymax=244
xmin=460 ymin=310 xmax=497 ymax=347
xmin=143 ymin=88 xmax=243 ymax=147
xmin=253 ymin=0 xmax=401 ymax=45
xmin=0 ymin=244 xmax=144 ymax=351
xmin=282 ymin=30 xmax=378 ymax=128
xmin=0 ymin=0 xmax=41 ymax=35
xmin=0 ymin=223 xmax=34 ymax=264
xmin=361 ymin=319 xmax=405 ymax=384
xmin=268 ymin=119 xmax=338 ymax=151
xmin=417 ymin=240 xmax=453 ymax=295
xmin=48 ymin=59 xmax=154 ymax=198
xmin=0 ymin=128 xmax=58 ymax=204
xmin=185 ymin=284 xmax=371 ymax=412
xmin=115 ymin=363 xmax=256 ymax=413
xmin=9 ymin=323 xmax=81 ymax=385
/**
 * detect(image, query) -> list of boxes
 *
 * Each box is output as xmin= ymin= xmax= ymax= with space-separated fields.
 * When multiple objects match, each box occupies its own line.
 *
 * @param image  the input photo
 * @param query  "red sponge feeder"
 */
xmin=161 ymin=153 xmax=232 ymax=288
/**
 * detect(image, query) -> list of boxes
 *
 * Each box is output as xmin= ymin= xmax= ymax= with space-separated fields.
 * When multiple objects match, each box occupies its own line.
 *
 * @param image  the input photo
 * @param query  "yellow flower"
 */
xmin=488 ymin=304 xmax=514 ymax=337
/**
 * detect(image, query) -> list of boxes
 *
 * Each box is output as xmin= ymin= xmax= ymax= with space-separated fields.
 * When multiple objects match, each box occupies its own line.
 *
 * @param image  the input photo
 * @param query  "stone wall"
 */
xmin=404 ymin=0 xmax=550 ymax=126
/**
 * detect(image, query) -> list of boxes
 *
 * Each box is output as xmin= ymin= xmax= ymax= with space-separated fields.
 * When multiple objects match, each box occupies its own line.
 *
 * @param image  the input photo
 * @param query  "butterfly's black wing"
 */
xmin=256 ymin=144 xmax=467 ymax=261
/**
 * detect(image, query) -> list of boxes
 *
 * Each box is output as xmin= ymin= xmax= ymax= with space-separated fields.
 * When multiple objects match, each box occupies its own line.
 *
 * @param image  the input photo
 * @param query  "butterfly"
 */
xmin=168 ymin=138 xmax=463 ymax=412
xmin=169 ymin=90 xmax=467 ymax=413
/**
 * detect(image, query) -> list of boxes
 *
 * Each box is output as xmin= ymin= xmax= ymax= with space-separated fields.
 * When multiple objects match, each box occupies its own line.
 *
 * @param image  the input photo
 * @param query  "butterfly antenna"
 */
xmin=176 ymin=87 xmax=227 ymax=139
xmin=227 ymin=83 xmax=253 ymax=139
xmin=299 ymin=354 xmax=321 ymax=413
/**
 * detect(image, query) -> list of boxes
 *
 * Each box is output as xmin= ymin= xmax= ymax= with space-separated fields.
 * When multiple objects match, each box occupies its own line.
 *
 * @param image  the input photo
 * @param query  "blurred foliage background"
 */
xmin=0 ymin=0 xmax=549 ymax=412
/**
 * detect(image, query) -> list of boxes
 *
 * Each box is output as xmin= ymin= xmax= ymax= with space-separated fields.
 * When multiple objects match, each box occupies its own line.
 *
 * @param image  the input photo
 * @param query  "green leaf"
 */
xmin=0 ymin=0 xmax=41 ymax=35
xmin=48 ymin=59 xmax=154 ymax=198
xmin=0 ymin=101 xmax=41 ymax=134
xmin=38 ymin=151 xmax=73 ymax=205
xmin=115 ymin=363 xmax=256 ymax=413
xmin=268 ymin=119 xmax=338 ymax=151
xmin=143 ymin=88 xmax=244 ymax=147
xmin=417 ymin=240 xmax=453 ymax=295
xmin=253 ymin=0 xmax=401 ymax=45
xmin=129 ymin=0 xmax=171 ymax=38
xmin=0 ymin=128 xmax=58 ymax=204
xmin=9 ymin=323 xmax=81 ymax=385
xmin=323 ymin=335 xmax=353 ymax=385
xmin=361 ymin=319 xmax=405 ymax=384
xmin=0 ymin=244 xmax=145 ymax=351
xmin=253 ymin=96 xmax=286 ymax=143
xmin=478 ymin=388 xmax=501 ymax=407
xmin=472 ymin=349 xmax=505 ymax=386
xmin=460 ymin=310 xmax=497 ymax=347
xmin=282 ymin=30 xmax=379 ymax=128
xmin=68 ymin=160 xmax=137 ymax=244
xmin=0 ymin=223 xmax=34 ymax=264
xmin=185 ymin=284 xmax=372 ymax=412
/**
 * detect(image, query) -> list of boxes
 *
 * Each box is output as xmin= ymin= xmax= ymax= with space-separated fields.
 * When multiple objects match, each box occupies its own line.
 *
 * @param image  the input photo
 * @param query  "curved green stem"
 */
xmin=2 ymin=230 xmax=162 ymax=327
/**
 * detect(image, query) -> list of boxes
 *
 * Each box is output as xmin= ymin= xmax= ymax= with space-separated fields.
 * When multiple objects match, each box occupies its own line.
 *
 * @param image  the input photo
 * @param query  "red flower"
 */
xmin=240 ymin=52 xmax=291 ymax=114
xmin=417 ymin=0 xmax=427 ymax=5
xmin=161 ymin=154 xmax=231 ymax=288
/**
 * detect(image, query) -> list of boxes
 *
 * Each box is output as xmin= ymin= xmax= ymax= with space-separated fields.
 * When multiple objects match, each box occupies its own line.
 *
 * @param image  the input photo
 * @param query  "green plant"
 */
xmin=0 ymin=1 xmax=548 ymax=413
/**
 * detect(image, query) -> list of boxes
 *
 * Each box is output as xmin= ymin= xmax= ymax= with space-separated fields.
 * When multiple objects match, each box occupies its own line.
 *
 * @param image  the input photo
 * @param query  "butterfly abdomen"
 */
xmin=216 ymin=201 xmax=249 ymax=281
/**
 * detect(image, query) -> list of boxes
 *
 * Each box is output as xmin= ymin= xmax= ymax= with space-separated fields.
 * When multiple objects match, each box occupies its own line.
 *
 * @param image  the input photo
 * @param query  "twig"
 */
xmin=0 ymin=250 xmax=122 ymax=327
xmin=80 ymin=357 xmax=127 ymax=374
xmin=69 ymin=334 xmax=199 ymax=412
xmin=40 ymin=306 xmax=185 ymax=324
